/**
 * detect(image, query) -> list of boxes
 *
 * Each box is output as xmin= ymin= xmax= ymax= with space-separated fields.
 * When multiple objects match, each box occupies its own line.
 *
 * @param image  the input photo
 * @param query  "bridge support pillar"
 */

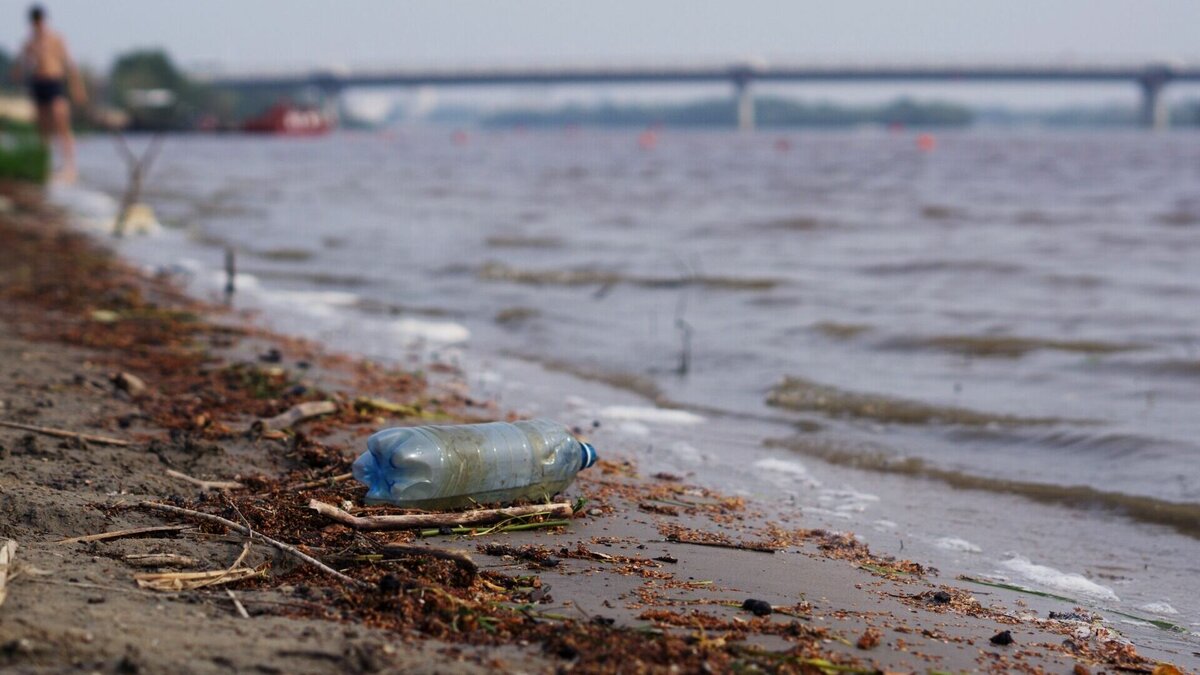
xmin=734 ymin=77 xmax=755 ymax=132
xmin=1139 ymin=77 xmax=1168 ymax=131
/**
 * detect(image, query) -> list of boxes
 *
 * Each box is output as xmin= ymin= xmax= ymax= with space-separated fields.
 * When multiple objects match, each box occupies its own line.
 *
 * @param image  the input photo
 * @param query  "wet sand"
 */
xmin=0 ymin=183 xmax=1188 ymax=673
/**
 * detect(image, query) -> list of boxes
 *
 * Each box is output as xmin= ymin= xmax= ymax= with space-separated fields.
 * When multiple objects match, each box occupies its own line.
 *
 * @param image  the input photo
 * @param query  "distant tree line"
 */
xmin=482 ymin=96 xmax=975 ymax=128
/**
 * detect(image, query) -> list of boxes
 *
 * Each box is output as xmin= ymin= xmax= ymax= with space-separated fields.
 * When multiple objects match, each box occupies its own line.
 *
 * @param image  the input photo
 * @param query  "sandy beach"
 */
xmin=0 ymin=182 xmax=1187 ymax=673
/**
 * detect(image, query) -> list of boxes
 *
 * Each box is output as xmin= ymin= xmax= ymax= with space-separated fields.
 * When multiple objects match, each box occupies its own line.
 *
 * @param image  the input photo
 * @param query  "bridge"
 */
xmin=193 ymin=61 xmax=1200 ymax=130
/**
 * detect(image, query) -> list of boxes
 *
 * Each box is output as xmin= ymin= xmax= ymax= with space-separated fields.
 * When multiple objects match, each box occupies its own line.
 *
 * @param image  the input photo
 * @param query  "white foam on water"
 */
xmin=873 ymin=520 xmax=898 ymax=531
xmin=753 ymin=457 xmax=821 ymax=488
xmin=935 ymin=537 xmax=982 ymax=553
xmin=49 ymin=183 xmax=161 ymax=235
xmin=597 ymin=406 xmax=705 ymax=426
xmin=391 ymin=318 xmax=471 ymax=344
xmin=817 ymin=487 xmax=880 ymax=513
xmin=1001 ymin=556 xmax=1119 ymax=602
xmin=265 ymin=289 xmax=360 ymax=318
xmin=667 ymin=440 xmax=702 ymax=463
xmin=1138 ymin=602 xmax=1178 ymax=616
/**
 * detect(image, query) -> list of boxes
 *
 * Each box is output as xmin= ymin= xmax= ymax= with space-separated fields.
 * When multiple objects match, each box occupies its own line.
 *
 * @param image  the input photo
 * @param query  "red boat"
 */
xmin=242 ymin=102 xmax=333 ymax=136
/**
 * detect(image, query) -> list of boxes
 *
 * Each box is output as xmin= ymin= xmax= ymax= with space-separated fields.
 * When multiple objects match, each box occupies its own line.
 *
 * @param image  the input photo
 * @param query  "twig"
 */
xmin=0 ymin=540 xmax=16 ymax=608
xmin=138 ymin=501 xmax=367 ymax=588
xmin=253 ymin=401 xmax=337 ymax=433
xmin=0 ymin=420 xmax=130 ymax=447
xmin=664 ymin=535 xmax=778 ymax=554
xmin=123 ymin=553 xmax=198 ymax=568
xmin=277 ymin=472 xmax=353 ymax=493
xmin=376 ymin=544 xmax=478 ymax=579
xmin=308 ymin=500 xmax=573 ymax=531
xmin=165 ymin=468 xmax=244 ymax=491
xmin=112 ymin=131 xmax=164 ymax=238
xmin=227 ymin=588 xmax=251 ymax=618
xmin=418 ymin=519 xmax=572 ymax=538
xmin=55 ymin=525 xmax=189 ymax=545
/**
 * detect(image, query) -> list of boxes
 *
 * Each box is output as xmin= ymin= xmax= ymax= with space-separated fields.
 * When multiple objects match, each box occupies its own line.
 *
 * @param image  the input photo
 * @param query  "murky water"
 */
xmin=71 ymin=128 xmax=1200 ymax=659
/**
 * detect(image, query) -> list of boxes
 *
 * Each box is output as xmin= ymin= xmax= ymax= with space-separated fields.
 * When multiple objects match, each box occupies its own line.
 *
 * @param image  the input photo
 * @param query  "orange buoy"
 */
xmin=452 ymin=130 xmax=470 ymax=145
xmin=637 ymin=128 xmax=659 ymax=150
xmin=774 ymin=137 xmax=791 ymax=152
xmin=916 ymin=133 xmax=936 ymax=152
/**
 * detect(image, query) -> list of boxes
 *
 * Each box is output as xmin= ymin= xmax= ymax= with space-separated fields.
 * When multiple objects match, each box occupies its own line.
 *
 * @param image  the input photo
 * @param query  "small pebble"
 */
xmin=741 ymin=598 xmax=772 ymax=616
xmin=990 ymin=630 xmax=1014 ymax=646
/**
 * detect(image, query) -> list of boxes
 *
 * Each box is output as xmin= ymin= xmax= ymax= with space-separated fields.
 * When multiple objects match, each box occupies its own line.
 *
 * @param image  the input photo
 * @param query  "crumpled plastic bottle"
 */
xmin=352 ymin=419 xmax=598 ymax=509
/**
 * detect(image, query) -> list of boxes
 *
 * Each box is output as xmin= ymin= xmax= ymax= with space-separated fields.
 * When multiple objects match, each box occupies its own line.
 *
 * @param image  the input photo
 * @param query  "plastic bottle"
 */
xmin=352 ymin=419 xmax=598 ymax=509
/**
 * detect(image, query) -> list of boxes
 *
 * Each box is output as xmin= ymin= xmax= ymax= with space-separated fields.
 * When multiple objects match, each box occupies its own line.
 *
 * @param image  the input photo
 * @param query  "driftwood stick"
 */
xmin=664 ymin=535 xmax=778 ymax=554
xmin=138 ymin=501 xmax=366 ymax=588
xmin=376 ymin=544 xmax=477 ymax=579
xmin=56 ymin=525 xmax=189 ymax=545
xmin=253 ymin=401 xmax=337 ymax=433
xmin=308 ymin=500 xmax=573 ymax=532
xmin=0 ymin=540 xmax=16 ymax=608
xmin=0 ymin=420 xmax=130 ymax=447
xmin=165 ymin=469 xmax=244 ymax=491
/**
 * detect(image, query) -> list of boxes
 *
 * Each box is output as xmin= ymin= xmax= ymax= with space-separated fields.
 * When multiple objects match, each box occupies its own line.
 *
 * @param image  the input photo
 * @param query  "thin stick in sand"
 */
xmin=138 ymin=501 xmax=367 ymax=588
xmin=123 ymin=553 xmax=198 ymax=568
xmin=664 ymin=534 xmax=779 ymax=554
xmin=56 ymin=525 xmax=189 ymax=545
xmin=253 ymin=401 xmax=337 ymax=433
xmin=226 ymin=588 xmax=250 ymax=619
xmin=277 ymin=472 xmax=353 ymax=493
xmin=165 ymin=469 xmax=244 ymax=491
xmin=0 ymin=420 xmax=130 ymax=447
xmin=0 ymin=540 xmax=16 ymax=608
xmin=308 ymin=500 xmax=573 ymax=531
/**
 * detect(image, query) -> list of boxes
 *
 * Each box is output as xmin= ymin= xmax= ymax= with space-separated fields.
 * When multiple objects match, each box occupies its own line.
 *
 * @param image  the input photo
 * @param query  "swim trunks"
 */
xmin=28 ymin=78 xmax=64 ymax=106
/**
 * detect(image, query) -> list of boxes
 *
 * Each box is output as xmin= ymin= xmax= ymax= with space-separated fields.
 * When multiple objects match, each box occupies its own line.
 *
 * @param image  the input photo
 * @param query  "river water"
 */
xmin=66 ymin=128 xmax=1200 ymax=659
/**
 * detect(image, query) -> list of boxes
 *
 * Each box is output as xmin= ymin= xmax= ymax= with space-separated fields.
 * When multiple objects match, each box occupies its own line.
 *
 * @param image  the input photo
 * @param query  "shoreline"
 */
xmin=0 ymin=182 xmax=1190 ymax=673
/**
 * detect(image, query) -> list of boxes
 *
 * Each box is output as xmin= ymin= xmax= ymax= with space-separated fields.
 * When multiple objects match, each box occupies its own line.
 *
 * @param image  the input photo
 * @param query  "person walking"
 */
xmin=11 ymin=4 xmax=87 ymax=182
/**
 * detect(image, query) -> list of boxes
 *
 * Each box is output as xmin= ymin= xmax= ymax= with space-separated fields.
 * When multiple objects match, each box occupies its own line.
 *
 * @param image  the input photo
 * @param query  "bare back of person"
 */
xmin=16 ymin=5 xmax=85 ymax=183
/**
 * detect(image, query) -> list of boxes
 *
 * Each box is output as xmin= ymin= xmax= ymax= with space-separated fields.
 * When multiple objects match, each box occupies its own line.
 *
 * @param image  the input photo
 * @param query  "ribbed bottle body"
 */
xmin=352 ymin=419 xmax=597 ymax=509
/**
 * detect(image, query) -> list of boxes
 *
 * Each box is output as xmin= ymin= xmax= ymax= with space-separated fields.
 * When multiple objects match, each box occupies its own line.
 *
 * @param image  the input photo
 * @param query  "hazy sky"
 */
xmin=7 ymin=1 xmax=1200 ymax=107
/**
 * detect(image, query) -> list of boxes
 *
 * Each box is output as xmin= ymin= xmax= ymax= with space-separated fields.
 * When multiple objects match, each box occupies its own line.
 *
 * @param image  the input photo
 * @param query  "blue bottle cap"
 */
xmin=580 ymin=442 xmax=598 ymax=470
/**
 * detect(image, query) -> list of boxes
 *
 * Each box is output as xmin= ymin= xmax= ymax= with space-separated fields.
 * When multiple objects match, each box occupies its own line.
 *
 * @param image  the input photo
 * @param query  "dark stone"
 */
xmin=990 ymin=630 xmax=1014 ymax=646
xmin=590 ymin=616 xmax=615 ymax=626
xmin=377 ymin=575 xmax=401 ymax=594
xmin=741 ymin=598 xmax=772 ymax=616
xmin=931 ymin=590 xmax=952 ymax=604
xmin=259 ymin=348 xmax=283 ymax=363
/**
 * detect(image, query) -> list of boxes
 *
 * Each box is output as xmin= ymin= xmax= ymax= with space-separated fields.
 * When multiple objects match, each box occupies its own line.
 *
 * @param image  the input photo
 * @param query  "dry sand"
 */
xmin=0 ymin=182 xmax=1188 ymax=673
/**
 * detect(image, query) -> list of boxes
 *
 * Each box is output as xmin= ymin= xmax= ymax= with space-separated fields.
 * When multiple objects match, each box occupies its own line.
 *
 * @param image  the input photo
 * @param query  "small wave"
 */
xmin=752 ymin=457 xmax=821 ymax=487
xmin=811 ymin=322 xmax=871 ymax=340
xmin=881 ymin=334 xmax=1144 ymax=358
xmin=749 ymin=215 xmax=835 ymax=232
xmin=765 ymin=435 xmax=1200 ymax=539
xmin=934 ymin=537 xmax=982 ymax=553
xmin=512 ymin=354 xmax=665 ymax=403
xmin=391 ymin=318 xmax=470 ymax=344
xmin=597 ymin=406 xmax=705 ymax=426
xmin=485 ymin=235 xmax=564 ymax=249
xmin=245 ymin=268 xmax=371 ymax=288
xmin=946 ymin=427 xmax=1175 ymax=461
xmin=767 ymin=375 xmax=1069 ymax=427
xmin=479 ymin=261 xmax=780 ymax=291
xmin=1138 ymin=602 xmax=1179 ymax=616
xmin=49 ymin=184 xmax=161 ymax=235
xmin=1001 ymin=556 xmax=1119 ymax=602
xmin=859 ymin=259 xmax=1023 ymax=277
